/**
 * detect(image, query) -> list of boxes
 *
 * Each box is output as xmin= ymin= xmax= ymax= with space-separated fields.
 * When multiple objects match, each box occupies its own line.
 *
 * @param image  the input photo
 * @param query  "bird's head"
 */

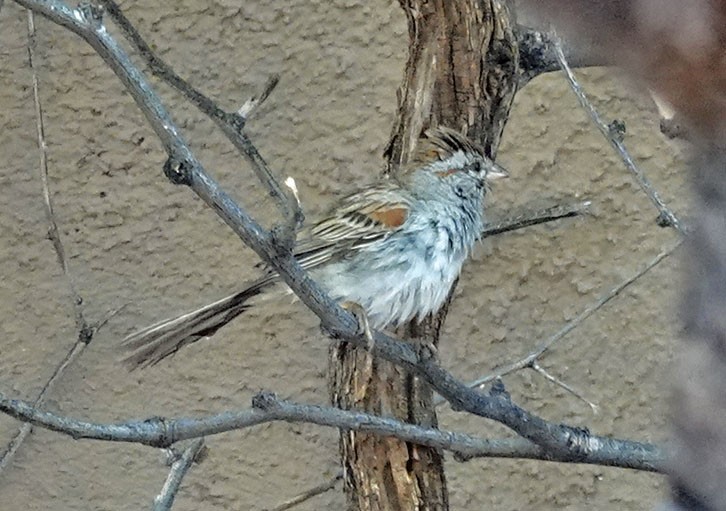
xmin=413 ymin=127 xmax=509 ymax=183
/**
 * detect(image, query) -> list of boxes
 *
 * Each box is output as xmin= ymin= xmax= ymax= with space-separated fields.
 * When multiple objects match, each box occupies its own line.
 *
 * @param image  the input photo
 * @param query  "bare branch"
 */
xmin=98 ymin=0 xmax=235 ymax=126
xmin=27 ymin=8 xmax=89 ymax=340
xmin=462 ymin=240 xmax=681 ymax=391
xmin=98 ymin=0 xmax=302 ymax=239
xmin=266 ymin=473 xmax=343 ymax=511
xmin=482 ymin=201 xmax=591 ymax=238
xmin=531 ymin=361 xmax=598 ymax=414
xmin=0 ymin=389 xmax=665 ymax=471
xmin=0 ymin=8 xmax=122 ymax=475
xmin=152 ymin=439 xmax=205 ymax=511
xmin=552 ymin=36 xmax=686 ymax=234
xmin=14 ymin=0 xmax=666 ymax=463
xmin=0 ymin=308 xmax=124 ymax=473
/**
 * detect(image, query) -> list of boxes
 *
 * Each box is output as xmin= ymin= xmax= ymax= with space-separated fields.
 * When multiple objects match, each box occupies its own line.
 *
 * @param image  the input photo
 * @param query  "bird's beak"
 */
xmin=488 ymin=162 xmax=509 ymax=180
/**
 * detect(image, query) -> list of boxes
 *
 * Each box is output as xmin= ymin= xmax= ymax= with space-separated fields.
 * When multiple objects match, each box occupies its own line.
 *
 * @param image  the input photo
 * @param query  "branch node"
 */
xmin=76 ymin=2 xmax=104 ymax=27
xmin=270 ymin=224 xmax=296 ymax=256
xmin=608 ymin=119 xmax=626 ymax=143
xmin=453 ymin=450 xmax=473 ymax=463
xmin=78 ymin=324 xmax=94 ymax=344
xmin=320 ymin=322 xmax=344 ymax=341
xmin=489 ymin=378 xmax=511 ymax=401
xmin=193 ymin=443 xmax=209 ymax=464
xmin=448 ymin=399 xmax=465 ymax=413
xmin=417 ymin=341 xmax=438 ymax=362
xmin=564 ymin=425 xmax=592 ymax=459
xmin=226 ymin=112 xmax=246 ymax=133
xmin=144 ymin=416 xmax=173 ymax=448
xmin=252 ymin=391 xmax=279 ymax=411
xmin=163 ymin=155 xmax=193 ymax=186
xmin=656 ymin=211 xmax=675 ymax=228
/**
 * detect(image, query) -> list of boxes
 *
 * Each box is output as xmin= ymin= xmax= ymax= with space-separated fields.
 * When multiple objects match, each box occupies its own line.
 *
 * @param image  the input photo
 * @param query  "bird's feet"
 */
xmin=340 ymin=301 xmax=375 ymax=353
xmin=416 ymin=339 xmax=438 ymax=361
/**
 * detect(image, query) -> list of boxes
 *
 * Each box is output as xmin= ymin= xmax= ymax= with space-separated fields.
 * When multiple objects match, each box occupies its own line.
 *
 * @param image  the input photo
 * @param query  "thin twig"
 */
xmin=98 ymin=0 xmax=236 ymax=126
xmin=482 ymin=201 xmax=591 ymax=238
xmin=0 ymin=305 xmax=125 ymax=473
xmin=266 ymin=473 xmax=343 ymax=511
xmin=98 ymin=0 xmax=302 ymax=237
xmin=238 ymin=74 xmax=280 ymax=120
xmin=0 ymin=9 xmax=103 ymax=475
xmin=531 ymin=361 xmax=598 ymax=414
xmin=15 ymin=0 xmax=666 ymax=461
xmin=27 ymin=8 xmax=89 ymax=339
xmin=461 ymin=240 xmax=682 ymax=392
xmin=152 ymin=439 xmax=205 ymax=511
xmin=553 ymin=36 xmax=686 ymax=234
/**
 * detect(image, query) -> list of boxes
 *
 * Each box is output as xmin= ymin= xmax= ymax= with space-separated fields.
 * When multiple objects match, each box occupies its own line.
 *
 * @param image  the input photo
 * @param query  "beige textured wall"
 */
xmin=0 ymin=1 xmax=687 ymax=509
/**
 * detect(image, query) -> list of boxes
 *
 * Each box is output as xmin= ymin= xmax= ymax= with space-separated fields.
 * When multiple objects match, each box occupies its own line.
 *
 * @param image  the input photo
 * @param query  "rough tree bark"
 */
xmin=329 ymin=1 xmax=519 ymax=509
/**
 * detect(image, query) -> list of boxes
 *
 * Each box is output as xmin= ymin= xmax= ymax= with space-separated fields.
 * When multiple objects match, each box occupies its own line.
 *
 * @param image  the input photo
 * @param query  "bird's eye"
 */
xmin=469 ymin=161 xmax=481 ymax=173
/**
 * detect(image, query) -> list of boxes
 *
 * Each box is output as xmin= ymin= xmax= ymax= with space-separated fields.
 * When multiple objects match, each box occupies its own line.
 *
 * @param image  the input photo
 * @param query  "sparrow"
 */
xmin=123 ymin=127 xmax=508 ymax=368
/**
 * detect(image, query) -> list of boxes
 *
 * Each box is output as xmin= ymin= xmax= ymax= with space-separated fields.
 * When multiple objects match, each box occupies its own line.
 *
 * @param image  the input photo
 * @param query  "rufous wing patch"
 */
xmin=434 ymin=168 xmax=459 ymax=178
xmin=367 ymin=206 xmax=408 ymax=228
xmin=425 ymin=148 xmax=442 ymax=160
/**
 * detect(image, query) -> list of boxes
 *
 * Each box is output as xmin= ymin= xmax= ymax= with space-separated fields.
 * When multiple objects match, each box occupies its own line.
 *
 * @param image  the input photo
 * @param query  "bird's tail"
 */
xmin=122 ymin=276 xmax=274 ymax=369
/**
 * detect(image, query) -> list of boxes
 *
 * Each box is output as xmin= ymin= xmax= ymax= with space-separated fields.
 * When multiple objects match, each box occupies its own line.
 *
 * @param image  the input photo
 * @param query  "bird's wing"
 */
xmin=122 ymin=184 xmax=411 ymax=368
xmin=293 ymin=183 xmax=412 ymax=269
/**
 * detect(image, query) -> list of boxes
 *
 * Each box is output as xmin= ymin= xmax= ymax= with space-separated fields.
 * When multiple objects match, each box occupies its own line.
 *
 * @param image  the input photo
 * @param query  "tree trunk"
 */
xmin=329 ymin=2 xmax=519 ymax=510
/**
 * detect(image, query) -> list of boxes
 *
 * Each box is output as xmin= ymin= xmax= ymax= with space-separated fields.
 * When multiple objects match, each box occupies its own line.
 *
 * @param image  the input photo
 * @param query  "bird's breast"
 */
xmin=313 ymin=211 xmax=478 ymax=329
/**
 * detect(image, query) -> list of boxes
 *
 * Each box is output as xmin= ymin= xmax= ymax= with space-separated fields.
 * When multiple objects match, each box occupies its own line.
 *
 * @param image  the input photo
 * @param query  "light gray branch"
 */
xmin=152 ymin=439 xmax=205 ymax=511
xmin=0 ymin=8 xmax=120 ymax=475
xmin=482 ymin=200 xmax=591 ymax=238
xmin=0 ymin=389 xmax=665 ymax=471
xmin=462 ymin=240 xmax=681 ymax=392
xmin=28 ymin=7 xmax=90 ymax=341
xmin=98 ymin=0 xmax=302 ymax=242
xmin=13 ymin=0 xmax=663 ymax=466
xmin=531 ymin=360 xmax=598 ymax=413
xmin=267 ymin=473 xmax=343 ymax=511
xmin=553 ymin=36 xmax=686 ymax=234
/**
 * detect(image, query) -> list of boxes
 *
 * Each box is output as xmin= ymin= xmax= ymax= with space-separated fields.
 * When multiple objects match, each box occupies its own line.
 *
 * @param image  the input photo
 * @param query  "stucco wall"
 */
xmin=0 ymin=1 xmax=686 ymax=509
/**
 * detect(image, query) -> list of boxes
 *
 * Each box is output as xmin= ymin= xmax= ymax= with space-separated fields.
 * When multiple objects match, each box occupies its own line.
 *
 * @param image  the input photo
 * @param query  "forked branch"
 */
xmin=0 ymin=390 xmax=665 ymax=471
xmin=11 ymin=0 xmax=665 ymax=469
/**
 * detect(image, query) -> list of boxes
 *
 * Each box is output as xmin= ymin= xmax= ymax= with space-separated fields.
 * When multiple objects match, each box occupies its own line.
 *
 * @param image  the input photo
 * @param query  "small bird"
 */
xmin=123 ymin=127 xmax=508 ymax=368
